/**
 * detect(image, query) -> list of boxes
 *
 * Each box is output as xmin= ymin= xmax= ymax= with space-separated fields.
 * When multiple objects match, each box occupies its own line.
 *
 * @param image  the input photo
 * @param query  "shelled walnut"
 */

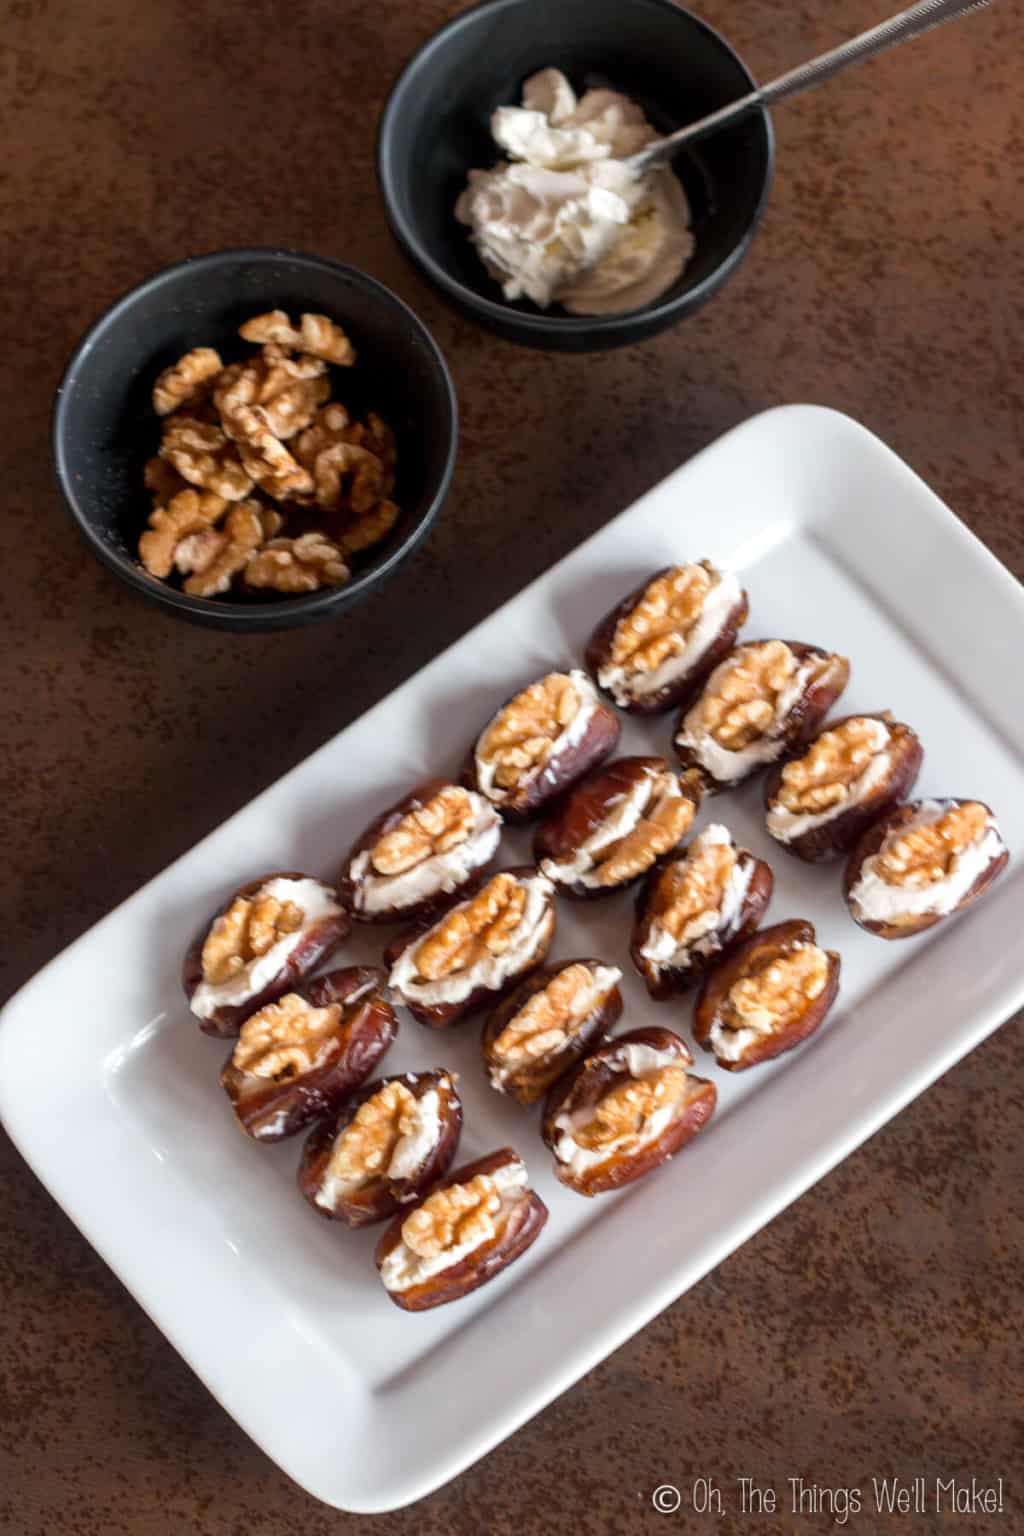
xmin=138 ymin=312 xmax=403 ymax=602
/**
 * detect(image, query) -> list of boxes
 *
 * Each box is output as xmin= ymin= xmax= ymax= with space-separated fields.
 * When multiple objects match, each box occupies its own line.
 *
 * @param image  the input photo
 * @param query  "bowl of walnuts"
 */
xmin=52 ymin=248 xmax=458 ymax=630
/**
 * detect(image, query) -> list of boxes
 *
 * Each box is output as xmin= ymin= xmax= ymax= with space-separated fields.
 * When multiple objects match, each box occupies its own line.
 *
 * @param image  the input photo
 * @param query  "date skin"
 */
xmin=220 ymin=966 xmax=397 ymax=1142
xmin=384 ymin=866 xmax=556 ymax=1029
xmin=764 ymin=713 xmax=923 ymax=863
xmin=541 ymin=1026 xmax=716 ymax=1197
xmin=375 ymin=1147 xmax=548 ymax=1311
xmin=693 ymin=919 xmax=841 ymax=1071
xmin=533 ymin=756 xmax=702 ymax=898
xmin=676 ymin=642 xmax=851 ymax=793
xmin=338 ymin=777 xmax=501 ymax=926
xmin=843 ymin=799 xmax=1008 ymax=939
xmin=631 ymin=849 xmax=774 ymax=999
xmin=461 ymin=683 xmax=621 ymax=822
xmin=183 ymin=870 xmax=350 ymax=1037
xmin=482 ymin=959 xmax=623 ymax=1105
xmin=297 ymin=1068 xmax=462 ymax=1227
xmin=585 ymin=566 xmax=749 ymax=715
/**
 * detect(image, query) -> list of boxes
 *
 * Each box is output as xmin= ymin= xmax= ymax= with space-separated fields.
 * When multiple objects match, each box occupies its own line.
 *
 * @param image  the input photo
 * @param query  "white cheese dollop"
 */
xmin=455 ymin=68 xmax=694 ymax=315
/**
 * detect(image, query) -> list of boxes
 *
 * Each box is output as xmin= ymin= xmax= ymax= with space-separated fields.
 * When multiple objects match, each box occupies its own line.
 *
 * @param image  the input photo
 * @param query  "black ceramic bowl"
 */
xmin=377 ymin=0 xmax=774 ymax=352
xmin=53 ymin=249 xmax=458 ymax=631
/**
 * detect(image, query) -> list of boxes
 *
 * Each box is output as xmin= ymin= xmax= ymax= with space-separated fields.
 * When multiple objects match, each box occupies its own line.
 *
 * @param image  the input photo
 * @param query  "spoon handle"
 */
xmin=630 ymin=0 xmax=994 ymax=172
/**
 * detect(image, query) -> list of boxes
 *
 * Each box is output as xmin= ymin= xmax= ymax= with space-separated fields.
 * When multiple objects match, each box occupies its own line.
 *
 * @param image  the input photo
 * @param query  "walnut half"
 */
xmin=414 ymin=872 xmax=527 ymax=981
xmin=201 ymin=891 xmax=304 ymax=983
xmin=372 ymin=786 xmax=476 ymax=876
xmin=231 ymin=993 xmax=342 ymax=1079
xmin=694 ymin=919 xmax=841 ymax=1071
xmin=244 ymin=533 xmax=349 ymax=593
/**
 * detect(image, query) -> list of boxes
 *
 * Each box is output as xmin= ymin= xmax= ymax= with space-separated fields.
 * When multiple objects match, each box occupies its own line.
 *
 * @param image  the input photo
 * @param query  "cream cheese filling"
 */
xmin=454 ymin=68 xmax=694 ymax=316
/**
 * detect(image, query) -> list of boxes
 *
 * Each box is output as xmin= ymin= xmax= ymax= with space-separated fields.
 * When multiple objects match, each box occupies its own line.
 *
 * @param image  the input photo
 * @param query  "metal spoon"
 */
xmin=627 ymin=0 xmax=994 ymax=175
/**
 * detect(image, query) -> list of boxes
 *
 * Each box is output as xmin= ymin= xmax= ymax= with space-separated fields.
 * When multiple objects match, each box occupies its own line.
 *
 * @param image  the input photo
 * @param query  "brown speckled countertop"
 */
xmin=1 ymin=1 xmax=1022 ymax=1531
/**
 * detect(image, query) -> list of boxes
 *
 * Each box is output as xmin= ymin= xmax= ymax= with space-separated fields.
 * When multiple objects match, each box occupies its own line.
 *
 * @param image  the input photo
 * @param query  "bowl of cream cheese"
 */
xmin=377 ymin=0 xmax=774 ymax=351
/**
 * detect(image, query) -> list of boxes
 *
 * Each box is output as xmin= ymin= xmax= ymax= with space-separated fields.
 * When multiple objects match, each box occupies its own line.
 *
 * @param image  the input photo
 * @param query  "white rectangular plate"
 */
xmin=3 ymin=406 xmax=1022 ymax=1513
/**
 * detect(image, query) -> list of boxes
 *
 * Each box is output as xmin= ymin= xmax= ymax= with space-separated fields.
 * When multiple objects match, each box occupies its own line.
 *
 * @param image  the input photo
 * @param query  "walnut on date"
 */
xmin=463 ymin=670 xmax=620 ymax=821
xmin=541 ymin=1026 xmax=716 ymax=1196
xmin=585 ymin=562 xmax=749 ymax=714
xmin=339 ymin=779 xmax=503 ymax=924
xmin=764 ymin=712 xmax=923 ymax=863
xmin=693 ymin=918 xmax=841 ymax=1070
xmin=298 ymin=1069 xmax=462 ymax=1226
xmin=534 ymin=756 xmax=702 ymax=897
xmin=675 ymin=640 xmax=850 ymax=791
xmin=482 ymin=959 xmax=623 ymax=1105
xmin=631 ymin=824 xmax=774 ymax=999
xmin=385 ymin=868 xmax=556 ymax=1028
xmin=844 ymin=798 xmax=1008 ymax=939
xmin=374 ymin=1147 xmax=548 ymax=1310
xmin=182 ymin=872 xmax=350 ymax=1036
xmin=221 ymin=966 xmax=397 ymax=1142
